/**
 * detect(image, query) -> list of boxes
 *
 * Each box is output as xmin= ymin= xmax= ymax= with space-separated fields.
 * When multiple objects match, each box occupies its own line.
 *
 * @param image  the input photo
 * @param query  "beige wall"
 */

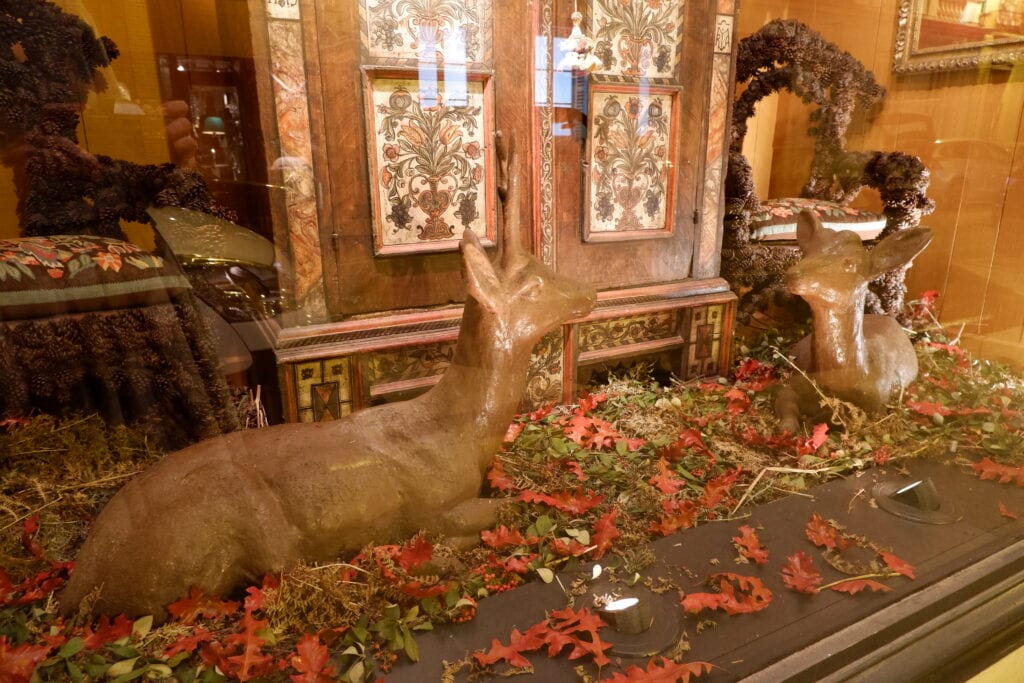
xmin=738 ymin=0 xmax=1024 ymax=368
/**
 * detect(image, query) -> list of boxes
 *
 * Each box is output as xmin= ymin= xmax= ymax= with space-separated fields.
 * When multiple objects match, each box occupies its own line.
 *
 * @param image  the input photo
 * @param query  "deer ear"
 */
xmin=796 ymin=209 xmax=827 ymax=254
xmin=867 ymin=227 xmax=933 ymax=280
xmin=461 ymin=229 xmax=501 ymax=312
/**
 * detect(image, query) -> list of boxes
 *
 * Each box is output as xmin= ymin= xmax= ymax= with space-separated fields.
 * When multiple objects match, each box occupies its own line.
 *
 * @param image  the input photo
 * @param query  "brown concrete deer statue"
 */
xmin=59 ymin=136 xmax=596 ymax=620
xmin=775 ymin=210 xmax=932 ymax=433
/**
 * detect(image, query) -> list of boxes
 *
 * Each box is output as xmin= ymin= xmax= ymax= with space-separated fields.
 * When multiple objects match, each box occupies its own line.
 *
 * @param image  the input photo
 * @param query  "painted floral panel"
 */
xmin=592 ymin=0 xmax=684 ymax=79
xmin=367 ymin=74 xmax=493 ymax=254
xmin=364 ymin=0 xmax=492 ymax=66
xmin=586 ymin=87 xmax=677 ymax=240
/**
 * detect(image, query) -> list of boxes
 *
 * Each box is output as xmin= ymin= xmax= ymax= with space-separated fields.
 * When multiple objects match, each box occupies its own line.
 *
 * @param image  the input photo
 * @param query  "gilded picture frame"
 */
xmin=894 ymin=0 xmax=1024 ymax=73
xmin=583 ymin=81 xmax=680 ymax=243
xmin=363 ymin=68 xmax=496 ymax=256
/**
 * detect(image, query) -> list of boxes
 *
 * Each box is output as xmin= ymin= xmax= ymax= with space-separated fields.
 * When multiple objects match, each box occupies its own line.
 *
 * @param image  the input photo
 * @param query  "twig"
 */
xmin=58 ymin=470 xmax=142 ymax=492
xmin=818 ymin=571 xmax=901 ymax=592
xmin=1 ymin=497 xmax=63 ymax=531
xmin=730 ymin=466 xmax=834 ymax=516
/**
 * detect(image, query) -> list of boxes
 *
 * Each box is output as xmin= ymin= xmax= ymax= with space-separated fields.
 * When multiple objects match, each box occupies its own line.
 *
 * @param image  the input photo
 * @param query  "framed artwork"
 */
xmin=363 ymin=69 xmax=496 ymax=256
xmin=583 ymin=82 xmax=680 ymax=243
xmin=894 ymin=0 xmax=1024 ymax=73
xmin=591 ymin=0 xmax=685 ymax=79
xmin=361 ymin=0 xmax=493 ymax=68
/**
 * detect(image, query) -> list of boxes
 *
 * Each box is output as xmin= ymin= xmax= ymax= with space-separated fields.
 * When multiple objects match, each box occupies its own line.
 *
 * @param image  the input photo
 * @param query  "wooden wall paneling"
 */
xmin=551 ymin=0 xmax=704 ymax=291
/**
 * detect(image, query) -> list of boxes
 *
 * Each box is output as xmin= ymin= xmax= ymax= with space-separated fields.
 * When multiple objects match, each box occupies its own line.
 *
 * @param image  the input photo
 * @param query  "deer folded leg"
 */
xmin=435 ymin=497 xmax=510 ymax=549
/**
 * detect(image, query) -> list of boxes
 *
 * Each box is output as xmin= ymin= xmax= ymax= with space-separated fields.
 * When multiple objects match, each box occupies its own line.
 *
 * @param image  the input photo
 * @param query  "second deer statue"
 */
xmin=775 ymin=210 xmax=932 ymax=433
xmin=59 ymin=138 xmax=596 ymax=620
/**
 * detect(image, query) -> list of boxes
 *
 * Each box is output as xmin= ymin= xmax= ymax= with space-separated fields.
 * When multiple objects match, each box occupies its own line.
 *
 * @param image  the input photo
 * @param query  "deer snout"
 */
xmin=572 ymin=286 xmax=597 ymax=319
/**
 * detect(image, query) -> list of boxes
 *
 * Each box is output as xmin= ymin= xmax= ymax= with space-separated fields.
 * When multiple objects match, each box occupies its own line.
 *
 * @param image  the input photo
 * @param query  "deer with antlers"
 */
xmin=775 ymin=210 xmax=932 ymax=433
xmin=59 ymin=136 xmax=596 ymax=620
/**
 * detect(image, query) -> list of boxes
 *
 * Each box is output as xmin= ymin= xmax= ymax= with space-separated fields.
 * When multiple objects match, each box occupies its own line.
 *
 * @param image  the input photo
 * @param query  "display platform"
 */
xmin=389 ymin=458 xmax=1024 ymax=681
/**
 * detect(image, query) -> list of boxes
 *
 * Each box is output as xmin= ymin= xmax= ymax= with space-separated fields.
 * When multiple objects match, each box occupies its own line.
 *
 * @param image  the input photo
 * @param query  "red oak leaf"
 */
xmin=487 ymin=459 xmax=518 ymax=492
xmin=998 ymin=502 xmax=1019 ymax=519
xmin=289 ymin=633 xmax=337 ymax=683
xmin=396 ymin=534 xmax=433 ymax=572
xmin=591 ymin=510 xmax=620 ymax=560
xmin=501 ymin=554 xmax=538 ymax=574
xmin=575 ymin=392 xmax=609 ymax=414
xmin=659 ymin=429 xmax=713 ymax=460
xmin=222 ymin=609 xmax=277 ymax=681
xmin=481 ymin=525 xmax=529 ymax=549
xmin=504 ymin=421 xmax=525 ymax=443
xmin=650 ymin=458 xmax=687 ymax=494
xmin=21 ymin=515 xmax=46 ymax=560
xmin=164 ymin=626 xmax=215 ymax=658
xmin=731 ymin=525 xmax=769 ymax=565
xmin=780 ymin=552 xmax=823 ymax=594
xmin=972 ymin=457 xmax=1024 ymax=487
xmin=795 ymin=423 xmax=829 ymax=456
xmin=550 ymin=538 xmax=589 ymax=557
xmin=682 ymin=574 xmax=772 ymax=615
xmin=724 ymin=387 xmax=751 ymax=414
xmin=167 ymin=587 xmax=241 ymax=625
xmin=0 ymin=636 xmax=50 ymax=683
xmin=602 ymin=657 xmax=714 ymax=682
xmin=398 ymin=579 xmax=450 ymax=598
xmin=519 ymin=489 xmax=604 ymax=514
xmin=244 ymin=585 xmax=269 ymax=612
xmin=527 ymin=403 xmax=555 ymax=421
xmin=733 ymin=357 xmax=777 ymax=391
xmin=699 ymin=468 xmax=741 ymax=509
xmin=828 ymin=579 xmax=892 ymax=595
xmin=905 ymin=400 xmax=954 ymax=417
xmin=564 ymin=460 xmax=587 ymax=481
xmin=548 ymin=607 xmax=613 ymax=667
xmin=650 ymin=499 xmax=698 ymax=536
xmin=804 ymin=513 xmax=851 ymax=550
xmin=879 ymin=551 xmax=916 ymax=580
xmin=81 ymin=614 xmax=133 ymax=650
xmin=473 ymin=628 xmax=544 ymax=668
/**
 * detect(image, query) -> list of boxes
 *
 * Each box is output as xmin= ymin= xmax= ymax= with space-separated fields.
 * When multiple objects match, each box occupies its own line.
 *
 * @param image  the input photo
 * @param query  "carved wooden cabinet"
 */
xmin=260 ymin=0 xmax=738 ymax=422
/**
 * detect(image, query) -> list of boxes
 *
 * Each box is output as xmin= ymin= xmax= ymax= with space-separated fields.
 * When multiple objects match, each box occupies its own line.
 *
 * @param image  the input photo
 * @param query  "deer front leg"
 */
xmin=775 ymin=381 xmax=802 ymax=435
xmin=435 ymin=497 xmax=510 ymax=550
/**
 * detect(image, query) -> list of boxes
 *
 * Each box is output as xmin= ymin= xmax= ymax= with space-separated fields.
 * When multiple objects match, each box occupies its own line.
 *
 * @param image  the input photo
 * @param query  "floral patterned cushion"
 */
xmin=0 ymin=235 xmax=191 ymax=320
xmin=749 ymin=198 xmax=886 ymax=242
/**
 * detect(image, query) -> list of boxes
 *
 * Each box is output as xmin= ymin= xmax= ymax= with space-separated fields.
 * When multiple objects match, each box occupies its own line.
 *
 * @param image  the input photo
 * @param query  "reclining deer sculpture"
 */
xmin=775 ymin=210 xmax=932 ymax=433
xmin=59 ymin=138 xmax=596 ymax=620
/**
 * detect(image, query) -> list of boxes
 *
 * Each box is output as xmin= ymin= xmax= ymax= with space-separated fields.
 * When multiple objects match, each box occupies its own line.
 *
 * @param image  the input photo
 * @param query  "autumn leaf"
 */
xmin=519 ymin=489 xmax=605 ymax=514
xmin=724 ymin=387 xmax=751 ymax=415
xmin=591 ymin=510 xmax=621 ymax=560
xmin=0 ymin=636 xmax=50 ymax=683
xmin=733 ymin=357 xmax=777 ymax=391
xmin=828 ymin=579 xmax=892 ymax=595
xmin=575 ymin=392 xmax=609 ymax=414
xmin=167 ymin=586 xmax=241 ymax=625
xmin=222 ymin=609 xmax=277 ymax=681
xmin=998 ymin=502 xmax=1019 ymax=519
xmin=972 ymin=457 xmax=1024 ymax=487
xmin=795 ymin=423 xmax=829 ymax=456
xmin=481 ymin=525 xmax=529 ymax=549
xmin=732 ymin=525 xmax=769 ymax=565
xmin=699 ymin=468 xmax=742 ymax=509
xmin=602 ymin=657 xmax=714 ymax=682
xmin=805 ymin=513 xmax=851 ymax=550
xmin=20 ymin=515 xmax=46 ymax=560
xmin=504 ymin=421 xmax=525 ymax=443
xmin=473 ymin=628 xmax=543 ymax=668
xmin=650 ymin=498 xmax=698 ymax=536
xmin=547 ymin=607 xmax=613 ymax=667
xmin=682 ymin=573 xmax=772 ymax=615
xmin=905 ymin=400 xmax=954 ymax=417
xmin=289 ymin=633 xmax=337 ymax=683
xmin=650 ymin=459 xmax=687 ymax=494
xmin=560 ymin=414 xmax=623 ymax=449
xmin=487 ymin=459 xmax=518 ymax=492
xmin=780 ymin=552 xmax=822 ymax=594
xmin=164 ymin=626 xmax=215 ymax=658
xmin=879 ymin=551 xmax=916 ymax=580
xmin=659 ymin=429 xmax=713 ymax=460
xmin=396 ymin=534 xmax=433 ymax=572
xmin=81 ymin=614 xmax=133 ymax=650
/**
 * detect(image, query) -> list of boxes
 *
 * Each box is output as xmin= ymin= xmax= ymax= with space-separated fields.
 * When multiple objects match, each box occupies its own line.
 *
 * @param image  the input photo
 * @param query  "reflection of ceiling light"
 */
xmin=603 ymin=597 xmax=640 ymax=612
xmin=557 ymin=10 xmax=602 ymax=72
xmin=176 ymin=64 xmax=186 ymax=72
